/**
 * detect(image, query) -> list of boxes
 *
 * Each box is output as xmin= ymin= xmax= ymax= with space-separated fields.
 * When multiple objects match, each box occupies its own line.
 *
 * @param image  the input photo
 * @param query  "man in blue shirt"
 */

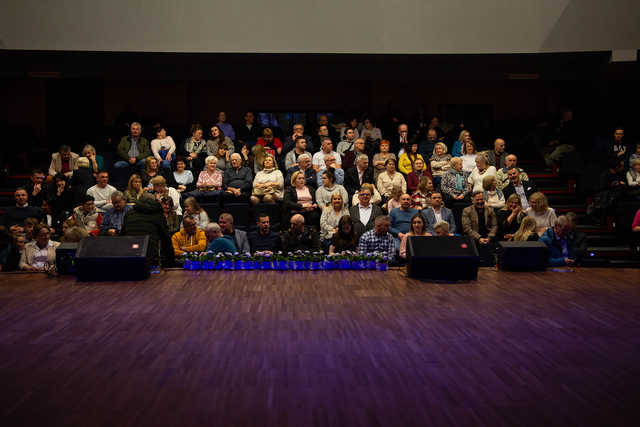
xmin=248 ymin=214 xmax=281 ymax=254
xmin=540 ymin=215 xmax=576 ymax=267
xmin=389 ymin=193 xmax=418 ymax=249
xmin=100 ymin=191 xmax=131 ymax=235
xmin=204 ymin=222 xmax=237 ymax=254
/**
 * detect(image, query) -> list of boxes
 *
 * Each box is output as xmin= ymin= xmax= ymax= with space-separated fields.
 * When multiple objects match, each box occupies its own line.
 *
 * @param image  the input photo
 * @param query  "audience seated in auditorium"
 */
xmin=358 ymin=215 xmax=395 ymax=260
xmin=285 ymin=153 xmax=316 ymax=189
xmin=315 ymin=170 xmax=348 ymax=212
xmin=19 ymin=224 xmax=59 ymax=272
xmin=361 ymin=117 xmax=382 ymax=151
xmin=482 ymin=175 xmax=505 ymax=210
xmin=411 ymin=176 xmax=434 ymax=210
xmin=540 ymin=216 xmax=576 ymax=267
xmin=341 ymin=137 xmax=368 ymax=171
xmin=192 ymin=155 xmax=223 ymax=201
xmin=399 ymin=213 xmax=430 ymax=259
xmin=312 ymin=125 xmax=331 ymax=153
xmin=496 ymin=154 xmax=529 ymax=190
xmin=87 ymin=171 xmax=117 ymax=212
xmin=393 ymin=123 xmax=409 ymax=156
xmin=526 ymin=192 xmax=557 ymax=235
xmin=441 ymin=157 xmax=470 ymax=203
xmin=215 ymin=111 xmax=236 ymax=142
xmin=172 ymin=216 xmax=206 ymax=256
xmin=256 ymin=128 xmax=283 ymax=157
xmin=22 ymin=217 xmax=38 ymax=243
xmin=248 ymin=214 xmax=281 ymax=254
xmin=350 ymin=186 xmax=383 ymax=238
xmin=48 ymin=175 xmax=73 ymax=221
xmin=115 ymin=122 xmax=150 ymax=170
xmin=124 ymin=174 xmax=144 ymax=203
xmin=319 ymin=192 xmax=348 ymax=248
xmin=398 ymin=142 xmax=425 ymax=176
xmin=460 ymin=138 xmax=478 ymax=173
xmin=315 ymin=153 xmax=345 ymax=188
xmin=502 ymin=167 xmax=536 ymax=209
xmin=25 ymin=169 xmax=47 ymax=207
xmin=141 ymin=157 xmax=177 ymax=190
xmin=2 ymin=188 xmax=42 ymax=232
xmin=468 ymin=154 xmax=497 ymax=194
xmin=121 ymin=194 xmax=174 ymax=266
xmin=451 ymin=130 xmax=471 ymax=160
xmin=207 ymin=125 xmax=234 ymax=160
xmin=99 ymin=191 xmax=130 ymax=236
xmin=315 ymin=114 xmax=339 ymax=142
xmin=73 ymin=195 xmax=100 ymax=233
xmin=385 ymin=185 xmax=404 ymax=212
xmin=496 ymin=194 xmax=526 ymax=241
xmin=183 ymin=124 xmax=208 ymax=172
xmin=344 ymin=153 xmax=374 ymax=199
xmin=372 ymin=140 xmax=396 ymax=182
xmin=151 ymin=176 xmax=182 ymax=216
xmin=351 ymin=183 xmax=382 ymax=207
xmin=82 ymin=144 xmax=104 ymax=176
xmin=377 ymin=158 xmax=407 ymax=202
xmin=336 ymin=127 xmax=357 ymax=156
xmin=312 ymin=138 xmax=342 ymax=173
xmin=48 ymin=145 xmax=79 ymax=179
xmin=218 ymin=213 xmax=250 ymax=254
xmin=419 ymin=128 xmax=439 ymax=160
xmin=183 ymin=197 xmax=210 ymax=229
xmin=329 ymin=215 xmax=359 ymax=254
xmin=339 ymin=117 xmax=361 ymax=141
xmin=222 ymin=153 xmax=253 ymax=203
xmin=433 ymin=220 xmax=452 ymax=237
xmin=204 ymin=222 xmax=237 ymax=254
xmin=283 ymin=170 xmax=319 ymax=226
xmin=486 ymin=138 xmax=507 ymax=169
xmin=281 ymin=214 xmax=321 ymax=253
xmin=161 ymin=197 xmax=181 ymax=235
xmin=284 ymin=137 xmax=312 ymax=170
xmin=628 ymin=158 xmax=640 ymax=187
xmin=172 ymin=157 xmax=194 ymax=193
xmin=251 ymin=155 xmax=284 ymax=205
xmin=150 ymin=125 xmax=176 ymax=169
xmin=283 ymin=123 xmax=313 ymax=154
xmin=389 ymin=193 xmax=418 ymax=249
xmin=236 ymin=111 xmax=262 ymax=145
xmin=462 ymin=191 xmax=498 ymax=264
xmin=406 ymin=157 xmax=432 ymax=194
xmin=421 ymin=191 xmax=456 ymax=235
xmin=512 ymin=217 xmax=539 ymax=242
xmin=429 ymin=142 xmax=452 ymax=187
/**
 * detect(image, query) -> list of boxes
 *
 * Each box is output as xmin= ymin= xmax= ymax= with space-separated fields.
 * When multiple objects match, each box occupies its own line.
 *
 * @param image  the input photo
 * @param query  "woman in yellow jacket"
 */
xmin=397 ymin=142 xmax=425 ymax=175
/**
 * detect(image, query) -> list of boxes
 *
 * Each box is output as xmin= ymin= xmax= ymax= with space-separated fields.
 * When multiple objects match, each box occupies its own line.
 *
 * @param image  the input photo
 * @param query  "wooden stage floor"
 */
xmin=1 ymin=268 xmax=640 ymax=427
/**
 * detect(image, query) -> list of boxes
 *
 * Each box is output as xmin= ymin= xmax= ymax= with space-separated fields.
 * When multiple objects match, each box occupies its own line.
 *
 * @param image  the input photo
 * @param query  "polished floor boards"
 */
xmin=1 ymin=268 xmax=640 ymax=427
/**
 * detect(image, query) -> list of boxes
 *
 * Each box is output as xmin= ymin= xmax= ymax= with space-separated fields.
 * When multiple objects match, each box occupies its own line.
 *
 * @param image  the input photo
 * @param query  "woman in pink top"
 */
xmin=189 ymin=155 xmax=223 ymax=202
xmin=283 ymin=170 xmax=319 ymax=226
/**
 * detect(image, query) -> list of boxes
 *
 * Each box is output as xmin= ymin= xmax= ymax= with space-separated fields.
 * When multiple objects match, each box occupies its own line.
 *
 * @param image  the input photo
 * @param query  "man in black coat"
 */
xmin=1 ymin=188 xmax=42 ymax=233
xmin=281 ymin=214 xmax=321 ymax=252
xmin=235 ymin=111 xmax=262 ymax=146
xmin=349 ymin=186 xmax=383 ymax=238
xmin=344 ymin=153 xmax=374 ymax=199
xmin=502 ymin=167 xmax=537 ymax=210
xmin=120 ymin=194 xmax=174 ymax=267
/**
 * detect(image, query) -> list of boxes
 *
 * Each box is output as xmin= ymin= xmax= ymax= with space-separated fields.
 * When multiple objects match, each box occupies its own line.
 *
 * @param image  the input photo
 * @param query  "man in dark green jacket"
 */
xmin=121 ymin=194 xmax=174 ymax=267
xmin=115 ymin=122 xmax=151 ymax=170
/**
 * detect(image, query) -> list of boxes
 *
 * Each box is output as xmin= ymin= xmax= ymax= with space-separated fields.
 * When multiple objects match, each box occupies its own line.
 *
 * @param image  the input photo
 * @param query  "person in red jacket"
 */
xmin=256 ymin=128 xmax=283 ymax=156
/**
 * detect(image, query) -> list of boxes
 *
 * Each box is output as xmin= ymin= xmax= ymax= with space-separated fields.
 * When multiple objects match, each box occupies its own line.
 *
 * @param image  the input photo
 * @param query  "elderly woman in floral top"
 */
xmin=186 ymin=155 xmax=223 ymax=202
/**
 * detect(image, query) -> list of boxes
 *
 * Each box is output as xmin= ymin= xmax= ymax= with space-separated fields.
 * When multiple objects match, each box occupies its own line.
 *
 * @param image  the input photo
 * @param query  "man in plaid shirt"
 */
xmin=358 ymin=215 xmax=395 ymax=261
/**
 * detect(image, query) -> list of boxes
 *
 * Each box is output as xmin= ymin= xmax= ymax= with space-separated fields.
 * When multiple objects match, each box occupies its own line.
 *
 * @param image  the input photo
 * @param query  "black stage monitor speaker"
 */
xmin=407 ymin=236 xmax=480 ymax=281
xmin=75 ymin=236 xmax=150 ymax=281
xmin=497 ymin=241 xmax=549 ymax=271
xmin=55 ymin=242 xmax=78 ymax=275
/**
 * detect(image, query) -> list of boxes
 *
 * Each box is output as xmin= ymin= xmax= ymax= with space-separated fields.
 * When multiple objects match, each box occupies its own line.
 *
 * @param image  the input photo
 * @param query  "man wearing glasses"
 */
xmin=349 ymin=187 xmax=383 ymax=238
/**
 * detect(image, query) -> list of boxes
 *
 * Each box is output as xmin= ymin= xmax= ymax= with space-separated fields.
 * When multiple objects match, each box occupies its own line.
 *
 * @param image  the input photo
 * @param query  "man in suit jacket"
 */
xmin=349 ymin=186 xmax=383 ymax=238
xmin=462 ymin=191 xmax=498 ymax=265
xmin=219 ymin=212 xmax=250 ymax=254
xmin=48 ymin=146 xmax=79 ymax=178
xmin=344 ymin=153 xmax=374 ymax=199
xmin=420 ymin=191 xmax=456 ymax=234
xmin=502 ymin=167 xmax=537 ymax=210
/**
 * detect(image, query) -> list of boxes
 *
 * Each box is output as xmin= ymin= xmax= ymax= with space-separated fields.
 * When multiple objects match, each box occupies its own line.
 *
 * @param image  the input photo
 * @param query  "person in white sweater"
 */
xmin=86 ymin=171 xmax=117 ymax=212
xmin=319 ymin=192 xmax=349 ymax=242
xmin=250 ymin=155 xmax=284 ymax=204
xmin=150 ymin=125 xmax=176 ymax=169
xmin=526 ymin=192 xmax=557 ymax=235
xmin=468 ymin=154 xmax=496 ymax=194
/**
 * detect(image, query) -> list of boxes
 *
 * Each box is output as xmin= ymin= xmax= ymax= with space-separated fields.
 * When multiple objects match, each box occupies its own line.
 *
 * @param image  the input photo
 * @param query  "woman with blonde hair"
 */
xmin=82 ymin=144 xmax=104 ymax=175
xmin=251 ymin=154 xmax=284 ymax=205
xmin=377 ymin=158 xmax=407 ymax=201
xmin=283 ymin=170 xmax=319 ymax=225
xmin=141 ymin=156 xmax=162 ymax=189
xmin=430 ymin=142 xmax=452 ymax=187
xmin=183 ymin=196 xmax=209 ymax=229
xmin=386 ymin=185 xmax=404 ymax=212
xmin=319 ymin=192 xmax=349 ymax=247
xmin=251 ymin=144 xmax=267 ymax=174
xmin=526 ymin=192 xmax=557 ymax=235
xmin=513 ymin=216 xmax=539 ymax=241
xmin=452 ymin=129 xmax=471 ymax=158
xmin=497 ymin=193 xmax=526 ymax=240
xmin=411 ymin=175 xmax=434 ymax=210
xmin=150 ymin=175 xmax=182 ymax=216
xmin=125 ymin=174 xmax=144 ymax=203
xmin=482 ymin=175 xmax=505 ymax=209
xmin=256 ymin=127 xmax=283 ymax=156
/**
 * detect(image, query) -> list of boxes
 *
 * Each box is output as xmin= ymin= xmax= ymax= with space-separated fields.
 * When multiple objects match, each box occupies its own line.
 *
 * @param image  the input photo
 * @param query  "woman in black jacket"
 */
xmin=282 ymin=170 xmax=320 ymax=228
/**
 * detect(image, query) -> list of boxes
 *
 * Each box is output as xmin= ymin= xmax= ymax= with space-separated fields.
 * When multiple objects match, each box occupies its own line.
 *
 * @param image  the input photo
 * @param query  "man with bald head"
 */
xmin=496 ymin=154 xmax=529 ymax=190
xmin=486 ymin=138 xmax=507 ymax=169
xmin=281 ymin=213 xmax=320 ymax=252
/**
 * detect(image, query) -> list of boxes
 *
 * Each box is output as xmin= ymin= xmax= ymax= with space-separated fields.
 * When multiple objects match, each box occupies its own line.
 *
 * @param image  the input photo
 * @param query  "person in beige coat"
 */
xmin=48 ymin=145 xmax=79 ymax=178
xmin=19 ymin=224 xmax=60 ymax=271
xmin=462 ymin=191 xmax=498 ymax=242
